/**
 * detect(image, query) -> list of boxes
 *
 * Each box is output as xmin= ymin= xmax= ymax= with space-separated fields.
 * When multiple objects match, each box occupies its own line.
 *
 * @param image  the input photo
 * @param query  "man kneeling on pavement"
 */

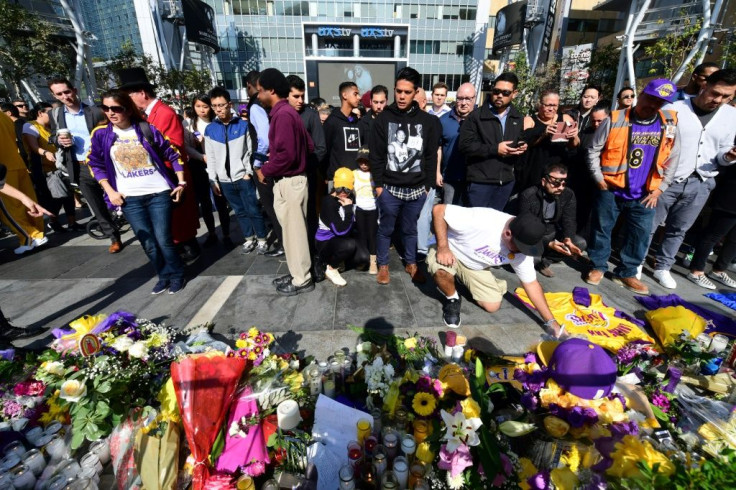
xmin=517 ymin=163 xmax=587 ymax=277
xmin=428 ymin=203 xmax=564 ymax=337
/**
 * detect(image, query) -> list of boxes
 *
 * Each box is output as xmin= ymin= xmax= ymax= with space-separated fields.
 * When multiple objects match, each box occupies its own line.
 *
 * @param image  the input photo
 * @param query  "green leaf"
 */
xmin=267 ymin=432 xmax=279 ymax=447
xmin=97 ymin=381 xmax=112 ymax=394
xmin=475 ymin=357 xmax=483 ymax=380
xmin=71 ymin=429 xmax=86 ymax=450
xmin=650 ymin=404 xmax=669 ymax=422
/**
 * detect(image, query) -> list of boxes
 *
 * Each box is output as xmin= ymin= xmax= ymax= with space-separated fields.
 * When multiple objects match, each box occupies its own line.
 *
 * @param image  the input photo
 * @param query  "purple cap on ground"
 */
xmin=548 ymin=338 xmax=617 ymax=400
xmin=641 ymin=78 xmax=677 ymax=103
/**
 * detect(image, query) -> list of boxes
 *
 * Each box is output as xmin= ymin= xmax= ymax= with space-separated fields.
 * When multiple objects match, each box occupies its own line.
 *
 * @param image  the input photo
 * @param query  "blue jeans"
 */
xmin=417 ymin=188 xmax=438 ymax=255
xmin=377 ymin=189 xmax=426 ymax=266
xmin=589 ymin=190 xmax=656 ymax=278
xmin=122 ymin=191 xmax=184 ymax=281
xmin=465 ymin=181 xmax=515 ymax=210
xmin=220 ymin=178 xmax=267 ymax=239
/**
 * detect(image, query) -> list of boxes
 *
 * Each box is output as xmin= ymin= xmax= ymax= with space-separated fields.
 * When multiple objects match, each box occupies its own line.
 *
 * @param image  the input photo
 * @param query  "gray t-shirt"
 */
xmin=692 ymin=103 xmax=718 ymax=127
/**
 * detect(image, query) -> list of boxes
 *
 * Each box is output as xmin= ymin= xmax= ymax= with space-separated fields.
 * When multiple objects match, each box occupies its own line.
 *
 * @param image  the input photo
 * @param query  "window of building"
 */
xmin=443 ymin=7 xmax=459 ymax=19
xmin=410 ymin=40 xmax=440 ymax=55
xmin=425 ymin=5 xmax=439 ymax=19
xmin=459 ymin=8 xmax=476 ymax=20
xmin=488 ymin=16 xmax=496 ymax=29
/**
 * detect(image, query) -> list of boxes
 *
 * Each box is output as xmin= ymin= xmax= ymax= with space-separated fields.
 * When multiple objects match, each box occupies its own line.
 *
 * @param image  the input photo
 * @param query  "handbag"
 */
xmin=46 ymin=169 xmax=71 ymax=199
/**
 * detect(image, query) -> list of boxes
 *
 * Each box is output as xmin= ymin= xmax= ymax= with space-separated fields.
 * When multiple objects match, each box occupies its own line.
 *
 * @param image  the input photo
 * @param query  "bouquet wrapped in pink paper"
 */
xmin=171 ymin=353 xmax=247 ymax=490
xmin=215 ymin=386 xmax=270 ymax=476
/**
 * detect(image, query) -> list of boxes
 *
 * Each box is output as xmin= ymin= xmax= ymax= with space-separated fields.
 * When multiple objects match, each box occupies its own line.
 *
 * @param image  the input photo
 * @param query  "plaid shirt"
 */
xmin=384 ymin=184 xmax=425 ymax=201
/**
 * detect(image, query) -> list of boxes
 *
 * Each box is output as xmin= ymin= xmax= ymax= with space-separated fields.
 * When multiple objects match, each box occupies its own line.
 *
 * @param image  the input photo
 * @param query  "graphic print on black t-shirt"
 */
xmin=343 ymin=127 xmax=361 ymax=151
xmin=387 ymin=122 xmax=423 ymax=173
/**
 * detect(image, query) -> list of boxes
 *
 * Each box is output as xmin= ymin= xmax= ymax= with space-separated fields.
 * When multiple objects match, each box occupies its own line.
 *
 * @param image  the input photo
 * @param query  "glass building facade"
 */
xmin=202 ymin=0 xmax=482 ymax=94
xmin=80 ymin=0 xmax=143 ymax=60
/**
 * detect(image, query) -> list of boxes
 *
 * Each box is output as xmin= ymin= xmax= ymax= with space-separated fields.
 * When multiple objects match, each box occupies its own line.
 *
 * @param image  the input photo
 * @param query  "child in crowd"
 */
xmin=352 ymin=147 xmax=378 ymax=274
xmin=315 ymin=167 xmax=369 ymax=286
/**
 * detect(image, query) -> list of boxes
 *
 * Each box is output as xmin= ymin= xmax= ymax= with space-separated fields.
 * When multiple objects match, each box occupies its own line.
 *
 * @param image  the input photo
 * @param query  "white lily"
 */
xmin=440 ymin=409 xmax=482 ymax=453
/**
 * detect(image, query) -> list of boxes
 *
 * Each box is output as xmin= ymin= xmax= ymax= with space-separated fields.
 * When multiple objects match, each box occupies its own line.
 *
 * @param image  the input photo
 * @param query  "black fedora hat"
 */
xmin=116 ymin=67 xmax=156 ymax=92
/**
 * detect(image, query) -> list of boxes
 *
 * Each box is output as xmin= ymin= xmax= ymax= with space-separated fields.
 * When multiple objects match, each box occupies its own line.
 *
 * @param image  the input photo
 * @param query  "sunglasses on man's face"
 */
xmin=334 ymin=187 xmax=352 ymax=195
xmin=14 ymin=103 xmax=28 ymax=108
xmin=544 ymin=175 xmax=567 ymax=187
xmin=621 ymin=94 xmax=635 ymax=99
xmin=492 ymin=89 xmax=513 ymax=97
xmin=100 ymin=105 xmax=126 ymax=114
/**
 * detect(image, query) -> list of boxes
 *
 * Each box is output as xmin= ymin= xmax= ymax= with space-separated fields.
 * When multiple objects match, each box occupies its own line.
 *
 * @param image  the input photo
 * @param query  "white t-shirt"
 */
xmin=353 ymin=169 xmax=376 ymax=211
xmin=444 ymin=205 xmax=536 ymax=283
xmin=110 ymin=126 xmax=170 ymax=197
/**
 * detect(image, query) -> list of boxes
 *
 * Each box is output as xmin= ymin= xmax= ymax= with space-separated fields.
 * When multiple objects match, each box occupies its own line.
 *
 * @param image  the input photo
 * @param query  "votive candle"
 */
xmin=21 ymin=449 xmax=46 ymax=476
xmin=392 ymin=456 xmax=409 ymax=489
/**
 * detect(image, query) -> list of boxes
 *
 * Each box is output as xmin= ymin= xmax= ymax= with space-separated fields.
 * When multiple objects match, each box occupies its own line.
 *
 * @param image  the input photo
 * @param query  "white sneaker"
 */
xmin=652 ymin=269 xmax=677 ymax=289
xmin=255 ymin=240 xmax=269 ymax=255
xmin=14 ymin=236 xmax=48 ymax=255
xmin=687 ymin=273 xmax=716 ymax=290
xmin=241 ymin=237 xmax=257 ymax=254
xmin=708 ymin=271 xmax=736 ymax=289
xmin=635 ymin=265 xmax=643 ymax=280
xmin=325 ymin=266 xmax=347 ymax=286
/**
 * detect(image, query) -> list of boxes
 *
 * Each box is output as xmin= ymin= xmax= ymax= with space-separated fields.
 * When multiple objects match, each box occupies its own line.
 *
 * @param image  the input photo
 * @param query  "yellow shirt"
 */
xmin=29 ymin=121 xmax=58 ymax=172
xmin=0 ymin=112 xmax=27 ymax=171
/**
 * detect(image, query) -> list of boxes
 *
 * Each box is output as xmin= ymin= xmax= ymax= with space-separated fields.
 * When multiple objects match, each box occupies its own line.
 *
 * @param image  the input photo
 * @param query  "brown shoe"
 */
xmin=405 ymin=263 xmax=426 ymax=284
xmin=108 ymin=241 xmax=123 ymax=254
xmin=537 ymin=265 xmax=555 ymax=278
xmin=585 ymin=269 xmax=603 ymax=285
xmin=377 ymin=265 xmax=390 ymax=284
xmin=613 ymin=276 xmax=649 ymax=295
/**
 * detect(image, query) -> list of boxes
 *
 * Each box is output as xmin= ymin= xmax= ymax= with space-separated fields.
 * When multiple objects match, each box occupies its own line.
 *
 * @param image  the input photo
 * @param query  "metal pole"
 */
xmin=58 ymin=0 xmax=86 ymax=90
xmin=179 ymin=29 xmax=188 ymax=71
xmin=672 ymin=0 xmax=724 ymax=82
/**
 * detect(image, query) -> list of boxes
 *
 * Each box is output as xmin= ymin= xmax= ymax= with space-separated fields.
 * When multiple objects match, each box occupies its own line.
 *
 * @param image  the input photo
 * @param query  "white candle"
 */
xmin=400 ymin=435 xmax=416 ymax=458
xmin=451 ymin=345 xmax=464 ymax=362
xmin=10 ymin=463 xmax=36 ymax=490
xmin=323 ymin=379 xmax=336 ymax=398
xmin=80 ymin=452 xmax=103 ymax=475
xmin=393 ymin=456 xmax=409 ymax=489
xmin=444 ymin=345 xmax=453 ymax=359
xmin=21 ymin=449 xmax=46 ymax=476
xmin=277 ymin=400 xmax=302 ymax=430
xmin=89 ymin=439 xmax=110 ymax=465
xmin=710 ymin=334 xmax=729 ymax=354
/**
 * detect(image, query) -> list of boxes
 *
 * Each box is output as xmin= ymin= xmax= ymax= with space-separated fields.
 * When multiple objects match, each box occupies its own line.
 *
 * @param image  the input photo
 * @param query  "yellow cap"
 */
xmin=333 ymin=167 xmax=354 ymax=190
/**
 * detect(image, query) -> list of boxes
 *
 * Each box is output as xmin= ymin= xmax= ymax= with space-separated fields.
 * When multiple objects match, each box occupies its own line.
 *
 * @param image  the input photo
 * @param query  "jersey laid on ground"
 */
xmin=515 ymin=287 xmax=654 ymax=352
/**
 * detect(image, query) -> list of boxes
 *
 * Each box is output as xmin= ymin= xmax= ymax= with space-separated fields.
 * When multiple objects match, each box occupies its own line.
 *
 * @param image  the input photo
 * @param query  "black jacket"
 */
xmin=458 ymin=102 xmax=525 ymax=185
xmin=300 ymin=107 xmax=327 ymax=173
xmin=50 ymin=103 xmax=107 ymax=184
xmin=324 ymin=107 xmax=363 ymax=179
xmin=517 ymin=185 xmax=577 ymax=239
xmin=369 ymin=101 xmax=440 ymax=190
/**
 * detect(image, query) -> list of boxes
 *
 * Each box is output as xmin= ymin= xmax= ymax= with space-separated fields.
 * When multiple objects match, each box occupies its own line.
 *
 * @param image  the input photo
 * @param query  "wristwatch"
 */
xmin=177 ymin=181 xmax=187 ymax=187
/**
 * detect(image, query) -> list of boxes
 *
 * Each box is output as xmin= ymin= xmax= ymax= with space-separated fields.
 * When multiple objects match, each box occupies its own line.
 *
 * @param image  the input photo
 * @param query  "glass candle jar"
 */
xmin=80 ymin=452 xmax=103 ymax=475
xmin=24 ymin=426 xmax=44 ymax=446
xmin=89 ymin=439 xmax=110 ymax=466
xmin=0 ymin=472 xmax=13 ymax=488
xmin=347 ymin=440 xmax=363 ymax=470
xmin=412 ymin=420 xmax=429 ymax=444
xmin=412 ymin=478 xmax=429 ymax=490
xmin=79 ymin=465 xmax=100 ymax=484
xmin=236 ymin=475 xmax=256 ymax=490
xmin=339 ymin=463 xmax=356 ymax=490
xmin=21 ymin=448 xmax=46 ymax=476
xmin=392 ymin=456 xmax=409 ymax=489
xmin=382 ymin=431 xmax=399 ymax=461
xmin=400 ymin=435 xmax=416 ymax=460
xmin=381 ymin=471 xmax=400 ymax=490
xmin=57 ymin=458 xmax=81 ymax=479
xmin=394 ymin=409 xmax=408 ymax=436
xmin=323 ymin=372 xmax=336 ymax=398
xmin=364 ymin=435 xmax=378 ymax=455
xmin=44 ymin=421 xmax=63 ymax=436
xmin=46 ymin=474 xmax=76 ymax=490
xmin=371 ymin=408 xmax=383 ymax=436
xmin=10 ymin=463 xmax=36 ymax=490
xmin=73 ymin=477 xmax=98 ymax=490
xmin=407 ymin=461 xmax=426 ymax=489
xmin=373 ymin=445 xmax=388 ymax=479
xmin=357 ymin=419 xmax=372 ymax=444
xmin=44 ymin=435 xmax=68 ymax=462
xmin=3 ymin=440 xmax=26 ymax=458
xmin=307 ymin=366 xmax=322 ymax=396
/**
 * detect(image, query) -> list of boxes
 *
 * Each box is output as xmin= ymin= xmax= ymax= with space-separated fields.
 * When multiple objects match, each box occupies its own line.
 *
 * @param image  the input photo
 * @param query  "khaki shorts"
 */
xmin=427 ymin=246 xmax=507 ymax=303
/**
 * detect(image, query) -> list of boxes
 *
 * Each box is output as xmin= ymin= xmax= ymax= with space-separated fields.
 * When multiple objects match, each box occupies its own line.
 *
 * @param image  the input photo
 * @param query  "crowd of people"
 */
xmin=1 ymin=61 xmax=736 ymax=343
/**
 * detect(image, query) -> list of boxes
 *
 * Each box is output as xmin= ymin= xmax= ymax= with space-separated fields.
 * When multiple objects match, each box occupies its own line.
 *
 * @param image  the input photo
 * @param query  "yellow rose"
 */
xmin=404 ymin=337 xmax=418 ymax=350
xmin=543 ymin=416 xmax=570 ymax=438
xmin=59 ymin=379 xmax=88 ymax=403
xmin=415 ymin=442 xmax=435 ymax=464
xmin=551 ymin=467 xmax=579 ymax=490
xmin=460 ymin=398 xmax=481 ymax=419
xmin=42 ymin=361 xmax=65 ymax=376
xmin=607 ymin=435 xmax=674 ymax=479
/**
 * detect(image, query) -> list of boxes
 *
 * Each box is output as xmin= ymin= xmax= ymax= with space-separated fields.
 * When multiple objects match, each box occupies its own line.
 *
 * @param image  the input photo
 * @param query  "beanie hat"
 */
xmin=333 ymin=167 xmax=354 ymax=190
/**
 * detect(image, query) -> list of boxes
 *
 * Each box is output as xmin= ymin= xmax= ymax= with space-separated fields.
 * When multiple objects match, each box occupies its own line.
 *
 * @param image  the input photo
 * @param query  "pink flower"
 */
xmin=492 ymin=454 xmax=513 ymax=486
xmin=243 ymin=459 xmax=266 ymax=477
xmin=13 ymin=380 xmax=45 ymax=397
xmin=438 ymin=444 xmax=473 ymax=478
xmin=3 ymin=400 xmax=23 ymax=419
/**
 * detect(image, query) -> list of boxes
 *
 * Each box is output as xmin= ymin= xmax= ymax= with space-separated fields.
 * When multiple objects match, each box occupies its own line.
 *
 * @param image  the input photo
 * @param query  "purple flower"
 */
xmin=609 ymin=421 xmax=638 ymax=438
xmin=651 ymin=392 xmax=670 ymax=412
xmin=527 ymin=470 xmax=551 ymax=490
xmin=593 ymin=436 xmax=617 ymax=460
xmin=3 ymin=400 xmax=23 ymax=419
xmin=521 ymin=392 xmax=539 ymax=411
xmin=492 ymin=454 xmax=512 ymax=486
xmin=416 ymin=376 xmax=433 ymax=393
xmin=568 ymin=407 xmax=586 ymax=428
xmin=524 ymin=352 xmax=539 ymax=364
xmin=582 ymin=407 xmax=599 ymax=425
xmin=615 ymin=346 xmax=637 ymax=365
xmin=582 ymin=472 xmax=608 ymax=489
xmin=548 ymin=403 xmax=563 ymax=418
xmin=438 ymin=444 xmax=473 ymax=478
xmin=608 ymin=392 xmax=627 ymax=410
xmin=0 ymin=348 xmax=14 ymax=361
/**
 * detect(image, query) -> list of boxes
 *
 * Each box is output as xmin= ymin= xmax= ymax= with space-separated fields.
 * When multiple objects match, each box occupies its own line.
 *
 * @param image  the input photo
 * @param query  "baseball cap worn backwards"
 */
xmin=355 ymin=146 xmax=370 ymax=163
xmin=642 ymin=78 xmax=677 ymax=103
xmin=509 ymin=214 xmax=546 ymax=257
xmin=548 ymin=338 xmax=617 ymax=400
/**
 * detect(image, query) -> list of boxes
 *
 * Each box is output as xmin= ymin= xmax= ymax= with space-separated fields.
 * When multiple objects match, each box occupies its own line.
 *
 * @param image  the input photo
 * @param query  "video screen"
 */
xmin=316 ymin=62 xmax=397 ymax=105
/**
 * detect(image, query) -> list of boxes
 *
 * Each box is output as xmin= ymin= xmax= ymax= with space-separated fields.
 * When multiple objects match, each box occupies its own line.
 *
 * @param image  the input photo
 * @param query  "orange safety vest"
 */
xmin=600 ymin=108 xmax=677 ymax=192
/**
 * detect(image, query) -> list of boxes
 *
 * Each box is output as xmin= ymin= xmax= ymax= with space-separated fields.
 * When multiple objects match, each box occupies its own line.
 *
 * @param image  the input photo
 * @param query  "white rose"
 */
xmin=128 ymin=341 xmax=149 ymax=359
xmin=43 ymin=361 xmax=65 ymax=376
xmin=60 ymin=379 xmax=88 ymax=403
xmin=112 ymin=336 xmax=134 ymax=352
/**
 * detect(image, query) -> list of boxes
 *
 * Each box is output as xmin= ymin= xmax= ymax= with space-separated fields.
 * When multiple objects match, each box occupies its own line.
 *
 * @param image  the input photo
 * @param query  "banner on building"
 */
xmin=492 ymin=1 xmax=527 ymax=53
xmin=560 ymin=43 xmax=593 ymax=104
xmin=182 ymin=0 xmax=219 ymax=52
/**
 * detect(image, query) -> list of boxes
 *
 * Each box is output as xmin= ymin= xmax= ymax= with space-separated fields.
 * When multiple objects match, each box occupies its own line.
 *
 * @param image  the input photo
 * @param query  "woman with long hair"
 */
xmin=22 ymin=102 xmax=80 ymax=232
xmin=184 ymin=94 xmax=232 ymax=247
xmin=87 ymin=90 xmax=187 ymax=294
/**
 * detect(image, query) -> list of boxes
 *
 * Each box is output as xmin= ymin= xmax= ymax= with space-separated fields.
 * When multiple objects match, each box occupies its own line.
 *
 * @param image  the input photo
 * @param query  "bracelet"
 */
xmin=543 ymin=318 xmax=558 ymax=328
xmin=177 ymin=182 xmax=187 ymax=187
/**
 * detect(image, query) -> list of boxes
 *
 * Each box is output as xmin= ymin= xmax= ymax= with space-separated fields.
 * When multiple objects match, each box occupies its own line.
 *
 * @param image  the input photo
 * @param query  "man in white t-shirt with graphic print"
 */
xmin=428 ymin=204 xmax=563 ymax=336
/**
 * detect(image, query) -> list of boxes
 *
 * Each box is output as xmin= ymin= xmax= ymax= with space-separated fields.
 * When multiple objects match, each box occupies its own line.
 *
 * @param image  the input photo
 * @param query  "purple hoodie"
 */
xmin=261 ymin=99 xmax=314 ymax=178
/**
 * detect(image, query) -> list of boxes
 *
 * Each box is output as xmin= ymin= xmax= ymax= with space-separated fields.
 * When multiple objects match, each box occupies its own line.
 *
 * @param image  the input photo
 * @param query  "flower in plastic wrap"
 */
xmin=440 ymin=409 xmax=482 ymax=453
xmin=550 ymin=467 xmax=579 ymax=490
xmin=404 ymin=337 xmax=418 ymax=350
xmin=128 ymin=341 xmax=149 ymax=359
xmin=606 ymin=435 xmax=674 ymax=479
xmin=112 ymin=335 xmax=135 ymax=352
xmin=438 ymin=443 xmax=473 ymax=478
xmin=41 ymin=360 xmax=65 ymax=376
xmin=543 ymin=416 xmax=570 ymax=438
xmin=412 ymin=392 xmax=437 ymax=417
xmin=60 ymin=379 xmax=88 ymax=402
xmin=460 ymin=398 xmax=481 ymax=419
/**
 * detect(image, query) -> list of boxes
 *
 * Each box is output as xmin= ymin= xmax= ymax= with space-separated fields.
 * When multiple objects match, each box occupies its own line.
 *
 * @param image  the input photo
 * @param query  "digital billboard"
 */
xmin=311 ymin=61 xmax=399 ymax=105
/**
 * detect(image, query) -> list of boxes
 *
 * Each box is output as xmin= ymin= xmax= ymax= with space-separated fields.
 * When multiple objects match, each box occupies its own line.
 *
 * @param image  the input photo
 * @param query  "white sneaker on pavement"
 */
xmin=241 ymin=237 xmax=257 ymax=254
xmin=635 ymin=265 xmax=643 ymax=280
xmin=687 ymin=273 xmax=716 ymax=290
xmin=708 ymin=271 xmax=736 ymax=289
xmin=325 ymin=266 xmax=347 ymax=286
xmin=652 ymin=269 xmax=677 ymax=289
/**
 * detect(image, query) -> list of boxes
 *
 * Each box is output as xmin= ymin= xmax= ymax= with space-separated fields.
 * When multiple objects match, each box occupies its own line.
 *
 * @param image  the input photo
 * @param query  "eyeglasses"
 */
xmin=14 ymin=103 xmax=28 ymax=108
xmin=100 ymin=105 xmax=126 ymax=114
xmin=621 ymin=94 xmax=635 ymax=99
xmin=456 ymin=97 xmax=474 ymax=102
xmin=544 ymin=175 xmax=567 ymax=187
xmin=334 ymin=187 xmax=351 ymax=194
xmin=211 ymin=103 xmax=230 ymax=109
xmin=492 ymin=89 xmax=513 ymax=97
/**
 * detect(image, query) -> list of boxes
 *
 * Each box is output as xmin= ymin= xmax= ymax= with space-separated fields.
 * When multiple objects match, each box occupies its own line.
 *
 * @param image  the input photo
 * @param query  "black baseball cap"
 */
xmin=509 ymin=214 xmax=546 ymax=257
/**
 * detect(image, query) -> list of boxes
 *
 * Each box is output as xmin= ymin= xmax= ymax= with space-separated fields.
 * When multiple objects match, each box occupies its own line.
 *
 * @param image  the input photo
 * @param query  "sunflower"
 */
xmin=412 ymin=392 xmax=437 ymax=417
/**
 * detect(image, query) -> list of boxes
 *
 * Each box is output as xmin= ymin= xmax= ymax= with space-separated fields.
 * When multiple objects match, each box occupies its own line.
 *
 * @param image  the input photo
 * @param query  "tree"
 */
xmin=95 ymin=41 xmax=212 ymax=110
xmin=0 ymin=2 xmax=74 ymax=97
xmin=508 ymin=51 xmax=562 ymax=115
xmin=586 ymin=44 xmax=619 ymax=100
xmin=643 ymin=16 xmax=702 ymax=81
